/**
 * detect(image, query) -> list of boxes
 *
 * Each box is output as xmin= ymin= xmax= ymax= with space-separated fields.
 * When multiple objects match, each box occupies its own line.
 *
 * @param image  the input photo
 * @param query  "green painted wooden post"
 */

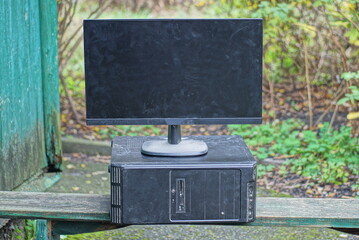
xmin=39 ymin=0 xmax=62 ymax=171
xmin=36 ymin=220 xmax=49 ymax=240
xmin=0 ymin=0 xmax=46 ymax=190
xmin=36 ymin=220 xmax=60 ymax=240
xmin=0 ymin=0 xmax=61 ymax=190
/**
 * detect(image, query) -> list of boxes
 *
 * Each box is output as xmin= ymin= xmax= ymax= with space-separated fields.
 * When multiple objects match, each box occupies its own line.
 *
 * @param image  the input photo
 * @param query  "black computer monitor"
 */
xmin=84 ymin=19 xmax=262 ymax=156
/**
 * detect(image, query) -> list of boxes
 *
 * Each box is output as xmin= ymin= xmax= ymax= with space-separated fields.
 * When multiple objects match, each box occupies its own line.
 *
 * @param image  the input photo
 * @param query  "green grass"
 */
xmin=229 ymin=120 xmax=359 ymax=184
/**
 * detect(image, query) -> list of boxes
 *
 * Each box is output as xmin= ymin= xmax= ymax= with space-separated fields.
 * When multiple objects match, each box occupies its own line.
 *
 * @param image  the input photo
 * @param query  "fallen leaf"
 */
xmin=347 ymin=112 xmax=359 ymax=120
xmin=92 ymin=171 xmax=106 ymax=176
xmin=66 ymin=164 xmax=75 ymax=169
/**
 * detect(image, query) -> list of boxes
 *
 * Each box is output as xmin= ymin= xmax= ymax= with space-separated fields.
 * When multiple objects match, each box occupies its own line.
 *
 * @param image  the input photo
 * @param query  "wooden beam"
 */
xmin=253 ymin=197 xmax=359 ymax=228
xmin=0 ymin=191 xmax=109 ymax=221
xmin=0 ymin=191 xmax=358 ymax=229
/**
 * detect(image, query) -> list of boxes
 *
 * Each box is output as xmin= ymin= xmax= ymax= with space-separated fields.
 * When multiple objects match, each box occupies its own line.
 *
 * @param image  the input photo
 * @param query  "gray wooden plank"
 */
xmin=0 ymin=191 xmax=110 ymax=221
xmin=256 ymin=197 xmax=359 ymax=219
xmin=0 ymin=191 xmax=358 ymax=228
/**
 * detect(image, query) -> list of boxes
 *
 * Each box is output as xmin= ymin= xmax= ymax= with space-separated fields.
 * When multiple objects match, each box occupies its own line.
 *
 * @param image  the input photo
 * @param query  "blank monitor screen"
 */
xmin=84 ymin=19 xmax=262 ymax=125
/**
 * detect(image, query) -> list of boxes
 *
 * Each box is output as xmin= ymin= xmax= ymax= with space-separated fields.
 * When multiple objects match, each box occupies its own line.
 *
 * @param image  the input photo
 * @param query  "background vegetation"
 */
xmin=57 ymin=0 xmax=358 ymax=190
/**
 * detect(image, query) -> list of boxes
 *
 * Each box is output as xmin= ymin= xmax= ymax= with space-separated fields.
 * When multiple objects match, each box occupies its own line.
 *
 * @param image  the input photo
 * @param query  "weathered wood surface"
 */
xmin=36 ymin=219 xmax=50 ymax=240
xmin=251 ymin=197 xmax=359 ymax=228
xmin=39 ymin=0 xmax=62 ymax=170
xmin=0 ymin=191 xmax=358 ymax=229
xmin=0 ymin=192 xmax=110 ymax=221
xmin=0 ymin=0 xmax=61 ymax=190
xmin=0 ymin=0 xmax=46 ymax=190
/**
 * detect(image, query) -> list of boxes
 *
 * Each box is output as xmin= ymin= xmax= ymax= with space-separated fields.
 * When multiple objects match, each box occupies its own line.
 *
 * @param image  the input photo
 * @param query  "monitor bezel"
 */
xmin=86 ymin=117 xmax=262 ymax=125
xmin=84 ymin=19 xmax=263 ymax=126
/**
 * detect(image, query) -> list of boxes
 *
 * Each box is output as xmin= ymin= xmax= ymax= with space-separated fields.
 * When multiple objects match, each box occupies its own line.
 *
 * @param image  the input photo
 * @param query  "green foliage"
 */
xmin=14 ymin=226 xmax=22 ymax=240
xmin=337 ymin=71 xmax=359 ymax=105
xmin=229 ymin=119 xmax=359 ymax=184
xmin=257 ymin=164 xmax=275 ymax=178
xmin=338 ymin=71 xmax=359 ymax=106
xmin=341 ymin=71 xmax=359 ymax=81
xmin=338 ymin=71 xmax=359 ymax=121
xmin=337 ymin=85 xmax=359 ymax=105
xmin=60 ymin=75 xmax=85 ymax=99
xmin=229 ymin=119 xmax=303 ymax=158
xmin=24 ymin=220 xmax=36 ymax=240
xmin=292 ymin=123 xmax=358 ymax=184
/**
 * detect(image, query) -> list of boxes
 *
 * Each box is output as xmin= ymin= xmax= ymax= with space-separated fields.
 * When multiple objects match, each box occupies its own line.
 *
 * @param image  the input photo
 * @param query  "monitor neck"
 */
xmin=168 ymin=125 xmax=181 ymax=144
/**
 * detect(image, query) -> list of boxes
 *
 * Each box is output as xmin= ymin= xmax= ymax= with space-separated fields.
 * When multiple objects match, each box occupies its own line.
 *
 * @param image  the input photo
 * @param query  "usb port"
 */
xmin=176 ymin=179 xmax=186 ymax=213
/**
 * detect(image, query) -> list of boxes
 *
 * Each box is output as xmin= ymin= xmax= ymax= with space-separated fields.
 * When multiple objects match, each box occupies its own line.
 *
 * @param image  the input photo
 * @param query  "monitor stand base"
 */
xmin=141 ymin=139 xmax=208 ymax=157
xmin=141 ymin=125 xmax=208 ymax=157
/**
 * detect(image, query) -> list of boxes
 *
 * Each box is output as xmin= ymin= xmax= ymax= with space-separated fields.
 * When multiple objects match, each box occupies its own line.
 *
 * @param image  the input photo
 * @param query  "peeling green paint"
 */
xmin=0 ymin=0 xmax=61 ymax=190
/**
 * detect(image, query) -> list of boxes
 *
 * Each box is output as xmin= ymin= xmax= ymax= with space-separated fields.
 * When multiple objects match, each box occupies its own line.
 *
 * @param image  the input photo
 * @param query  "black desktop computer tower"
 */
xmin=109 ymin=135 xmax=256 ymax=224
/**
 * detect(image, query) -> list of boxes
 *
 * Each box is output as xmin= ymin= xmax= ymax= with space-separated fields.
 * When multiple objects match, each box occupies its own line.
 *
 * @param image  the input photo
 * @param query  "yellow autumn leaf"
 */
xmin=352 ymin=40 xmax=359 ymax=47
xmin=342 ymin=2 xmax=356 ymax=11
xmin=347 ymin=112 xmax=359 ymax=120
xmin=195 ymin=0 xmax=206 ymax=7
